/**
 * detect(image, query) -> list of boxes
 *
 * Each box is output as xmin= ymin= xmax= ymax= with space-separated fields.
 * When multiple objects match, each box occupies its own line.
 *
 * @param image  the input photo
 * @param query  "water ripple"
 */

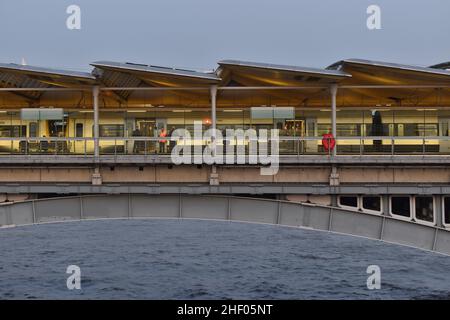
xmin=0 ymin=219 xmax=449 ymax=299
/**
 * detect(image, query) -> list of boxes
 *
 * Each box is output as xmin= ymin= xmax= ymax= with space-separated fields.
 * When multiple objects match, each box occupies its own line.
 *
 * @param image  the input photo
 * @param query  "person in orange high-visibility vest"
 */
xmin=159 ymin=128 xmax=167 ymax=153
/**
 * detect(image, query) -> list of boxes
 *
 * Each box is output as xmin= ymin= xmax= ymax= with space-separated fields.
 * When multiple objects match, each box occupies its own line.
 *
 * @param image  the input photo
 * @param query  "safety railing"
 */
xmin=0 ymin=136 xmax=450 ymax=157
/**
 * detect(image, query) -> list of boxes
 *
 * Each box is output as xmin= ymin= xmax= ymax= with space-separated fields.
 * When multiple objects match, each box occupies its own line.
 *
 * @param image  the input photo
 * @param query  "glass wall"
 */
xmin=1 ymin=103 xmax=450 ymax=156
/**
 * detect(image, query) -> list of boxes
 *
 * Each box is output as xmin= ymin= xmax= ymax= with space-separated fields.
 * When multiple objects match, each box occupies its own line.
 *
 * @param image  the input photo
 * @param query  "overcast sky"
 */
xmin=0 ymin=0 xmax=449 ymax=71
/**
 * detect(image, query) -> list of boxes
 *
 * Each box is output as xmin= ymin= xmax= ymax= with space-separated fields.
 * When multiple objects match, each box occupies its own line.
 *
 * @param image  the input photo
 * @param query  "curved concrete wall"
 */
xmin=0 ymin=194 xmax=449 ymax=256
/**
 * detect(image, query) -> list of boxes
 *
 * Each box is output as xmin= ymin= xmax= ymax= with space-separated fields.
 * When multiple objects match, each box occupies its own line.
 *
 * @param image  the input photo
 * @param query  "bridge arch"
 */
xmin=1 ymin=194 xmax=450 ymax=256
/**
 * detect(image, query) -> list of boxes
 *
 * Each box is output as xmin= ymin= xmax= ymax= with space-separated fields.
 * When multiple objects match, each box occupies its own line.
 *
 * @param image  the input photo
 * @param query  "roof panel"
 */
xmin=91 ymin=61 xmax=220 ymax=82
xmin=0 ymin=63 xmax=95 ymax=80
xmin=328 ymin=59 xmax=450 ymax=77
xmin=429 ymin=61 xmax=450 ymax=70
xmin=218 ymin=59 xmax=352 ymax=78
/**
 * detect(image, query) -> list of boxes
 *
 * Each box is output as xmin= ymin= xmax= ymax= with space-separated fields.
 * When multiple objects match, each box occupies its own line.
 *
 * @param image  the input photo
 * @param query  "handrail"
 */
xmin=0 ymin=136 xmax=449 ymax=141
xmin=0 ymin=136 xmax=449 ymax=157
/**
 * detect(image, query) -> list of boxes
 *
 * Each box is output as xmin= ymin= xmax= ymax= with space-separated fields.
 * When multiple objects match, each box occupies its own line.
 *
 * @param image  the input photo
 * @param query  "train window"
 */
xmin=29 ymin=122 xmax=37 ymax=137
xmin=390 ymin=196 xmax=411 ymax=218
xmin=339 ymin=196 xmax=358 ymax=209
xmin=414 ymin=196 xmax=434 ymax=223
xmin=75 ymin=123 xmax=83 ymax=137
xmin=94 ymin=125 xmax=124 ymax=137
xmin=444 ymin=197 xmax=450 ymax=226
xmin=362 ymin=196 xmax=381 ymax=213
xmin=0 ymin=125 xmax=26 ymax=137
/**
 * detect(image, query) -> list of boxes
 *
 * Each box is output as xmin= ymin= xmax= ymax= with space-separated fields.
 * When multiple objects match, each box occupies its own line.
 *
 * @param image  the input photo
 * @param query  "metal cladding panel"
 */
xmin=330 ymin=208 xmax=383 ymax=239
xmin=434 ymin=230 xmax=450 ymax=255
xmin=9 ymin=202 xmax=33 ymax=225
xmin=0 ymin=206 xmax=8 ymax=226
xmin=279 ymin=202 xmax=304 ymax=227
xmin=383 ymin=219 xmax=436 ymax=250
xmin=307 ymin=206 xmax=332 ymax=231
xmin=131 ymin=194 xmax=179 ymax=218
xmin=181 ymin=196 xmax=228 ymax=220
xmin=35 ymin=197 xmax=81 ymax=223
xmin=82 ymin=195 xmax=128 ymax=219
xmin=278 ymin=202 xmax=305 ymax=227
xmin=230 ymin=198 xmax=278 ymax=224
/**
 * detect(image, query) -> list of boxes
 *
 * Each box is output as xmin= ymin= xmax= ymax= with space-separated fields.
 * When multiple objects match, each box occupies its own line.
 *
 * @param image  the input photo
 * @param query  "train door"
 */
xmin=135 ymin=119 xmax=156 ymax=153
xmin=439 ymin=118 xmax=450 ymax=153
xmin=305 ymin=118 xmax=317 ymax=153
xmin=137 ymin=119 xmax=156 ymax=137
xmin=48 ymin=118 xmax=69 ymax=153
xmin=73 ymin=121 xmax=85 ymax=154
xmin=277 ymin=119 xmax=304 ymax=154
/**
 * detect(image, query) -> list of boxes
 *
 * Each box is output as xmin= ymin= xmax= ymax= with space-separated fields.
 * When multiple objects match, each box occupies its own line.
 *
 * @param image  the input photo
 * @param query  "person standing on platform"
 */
xmin=159 ymin=127 xmax=167 ymax=154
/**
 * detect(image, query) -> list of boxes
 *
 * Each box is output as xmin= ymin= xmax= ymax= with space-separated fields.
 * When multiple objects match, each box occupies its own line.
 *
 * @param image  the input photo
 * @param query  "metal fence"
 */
xmin=0 ymin=136 xmax=449 ymax=157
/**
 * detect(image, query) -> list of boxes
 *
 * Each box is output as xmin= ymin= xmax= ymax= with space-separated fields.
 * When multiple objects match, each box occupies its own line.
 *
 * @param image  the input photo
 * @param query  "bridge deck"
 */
xmin=1 ymin=195 xmax=449 ymax=256
xmin=0 ymin=154 xmax=450 ymax=165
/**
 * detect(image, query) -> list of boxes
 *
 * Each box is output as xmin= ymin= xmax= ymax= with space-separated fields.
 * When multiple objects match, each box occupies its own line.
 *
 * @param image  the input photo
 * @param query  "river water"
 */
xmin=0 ymin=219 xmax=449 ymax=299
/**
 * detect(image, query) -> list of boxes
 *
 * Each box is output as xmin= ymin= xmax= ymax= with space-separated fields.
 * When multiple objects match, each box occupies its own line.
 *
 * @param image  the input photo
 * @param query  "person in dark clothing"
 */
xmin=132 ymin=128 xmax=142 ymax=154
xmin=168 ymin=127 xmax=176 ymax=153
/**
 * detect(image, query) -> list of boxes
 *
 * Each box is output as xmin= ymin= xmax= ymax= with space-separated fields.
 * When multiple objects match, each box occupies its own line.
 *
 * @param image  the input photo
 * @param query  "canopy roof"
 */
xmin=0 ymin=58 xmax=449 ymax=108
xmin=328 ymin=59 xmax=450 ymax=85
xmin=0 ymin=63 xmax=96 ymax=102
xmin=430 ymin=61 xmax=450 ymax=70
xmin=91 ymin=61 xmax=220 ymax=85
xmin=217 ymin=59 xmax=350 ymax=86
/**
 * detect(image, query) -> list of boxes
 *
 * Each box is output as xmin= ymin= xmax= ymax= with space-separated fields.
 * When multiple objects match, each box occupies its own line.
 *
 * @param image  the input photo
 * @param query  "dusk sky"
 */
xmin=0 ymin=0 xmax=449 ymax=71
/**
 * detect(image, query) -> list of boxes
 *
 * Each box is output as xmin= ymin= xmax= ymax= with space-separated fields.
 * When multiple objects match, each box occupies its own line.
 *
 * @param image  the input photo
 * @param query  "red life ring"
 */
xmin=322 ymin=133 xmax=336 ymax=152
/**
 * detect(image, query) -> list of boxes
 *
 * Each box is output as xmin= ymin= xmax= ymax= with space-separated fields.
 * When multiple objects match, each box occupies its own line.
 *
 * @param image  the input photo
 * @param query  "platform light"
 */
xmin=223 ymin=109 xmax=243 ymax=112
xmin=172 ymin=110 xmax=192 ymax=113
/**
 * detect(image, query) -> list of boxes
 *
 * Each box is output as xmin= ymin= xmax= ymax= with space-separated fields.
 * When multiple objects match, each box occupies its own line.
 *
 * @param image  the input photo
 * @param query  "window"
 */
xmin=362 ymin=196 xmax=381 ymax=212
xmin=391 ymin=196 xmax=411 ymax=218
xmin=339 ymin=196 xmax=358 ymax=209
xmin=29 ymin=122 xmax=38 ymax=137
xmin=75 ymin=123 xmax=84 ymax=138
xmin=414 ymin=196 xmax=434 ymax=223
xmin=318 ymin=124 xmax=361 ymax=136
xmin=94 ymin=125 xmax=124 ymax=137
xmin=0 ymin=125 xmax=26 ymax=137
xmin=444 ymin=197 xmax=450 ymax=226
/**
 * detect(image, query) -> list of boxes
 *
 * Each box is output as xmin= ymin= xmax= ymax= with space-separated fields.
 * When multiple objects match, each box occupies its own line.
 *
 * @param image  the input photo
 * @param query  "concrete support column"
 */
xmin=209 ymin=86 xmax=219 ymax=186
xmin=330 ymin=84 xmax=338 ymax=157
xmin=435 ymin=195 xmax=443 ymax=228
xmin=329 ymin=165 xmax=340 ymax=186
xmin=93 ymin=86 xmax=100 ymax=158
xmin=210 ymin=165 xmax=219 ymax=185
xmin=92 ymin=86 xmax=102 ymax=185
xmin=210 ymin=85 xmax=218 ymax=140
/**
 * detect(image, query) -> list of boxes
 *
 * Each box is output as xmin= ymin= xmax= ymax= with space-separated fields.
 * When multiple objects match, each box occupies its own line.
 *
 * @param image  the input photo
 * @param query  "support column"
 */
xmin=92 ymin=86 xmax=102 ymax=185
xmin=330 ymin=84 xmax=338 ymax=157
xmin=210 ymin=85 xmax=218 ymax=139
xmin=209 ymin=85 xmax=219 ymax=185
xmin=93 ymin=86 xmax=100 ymax=158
